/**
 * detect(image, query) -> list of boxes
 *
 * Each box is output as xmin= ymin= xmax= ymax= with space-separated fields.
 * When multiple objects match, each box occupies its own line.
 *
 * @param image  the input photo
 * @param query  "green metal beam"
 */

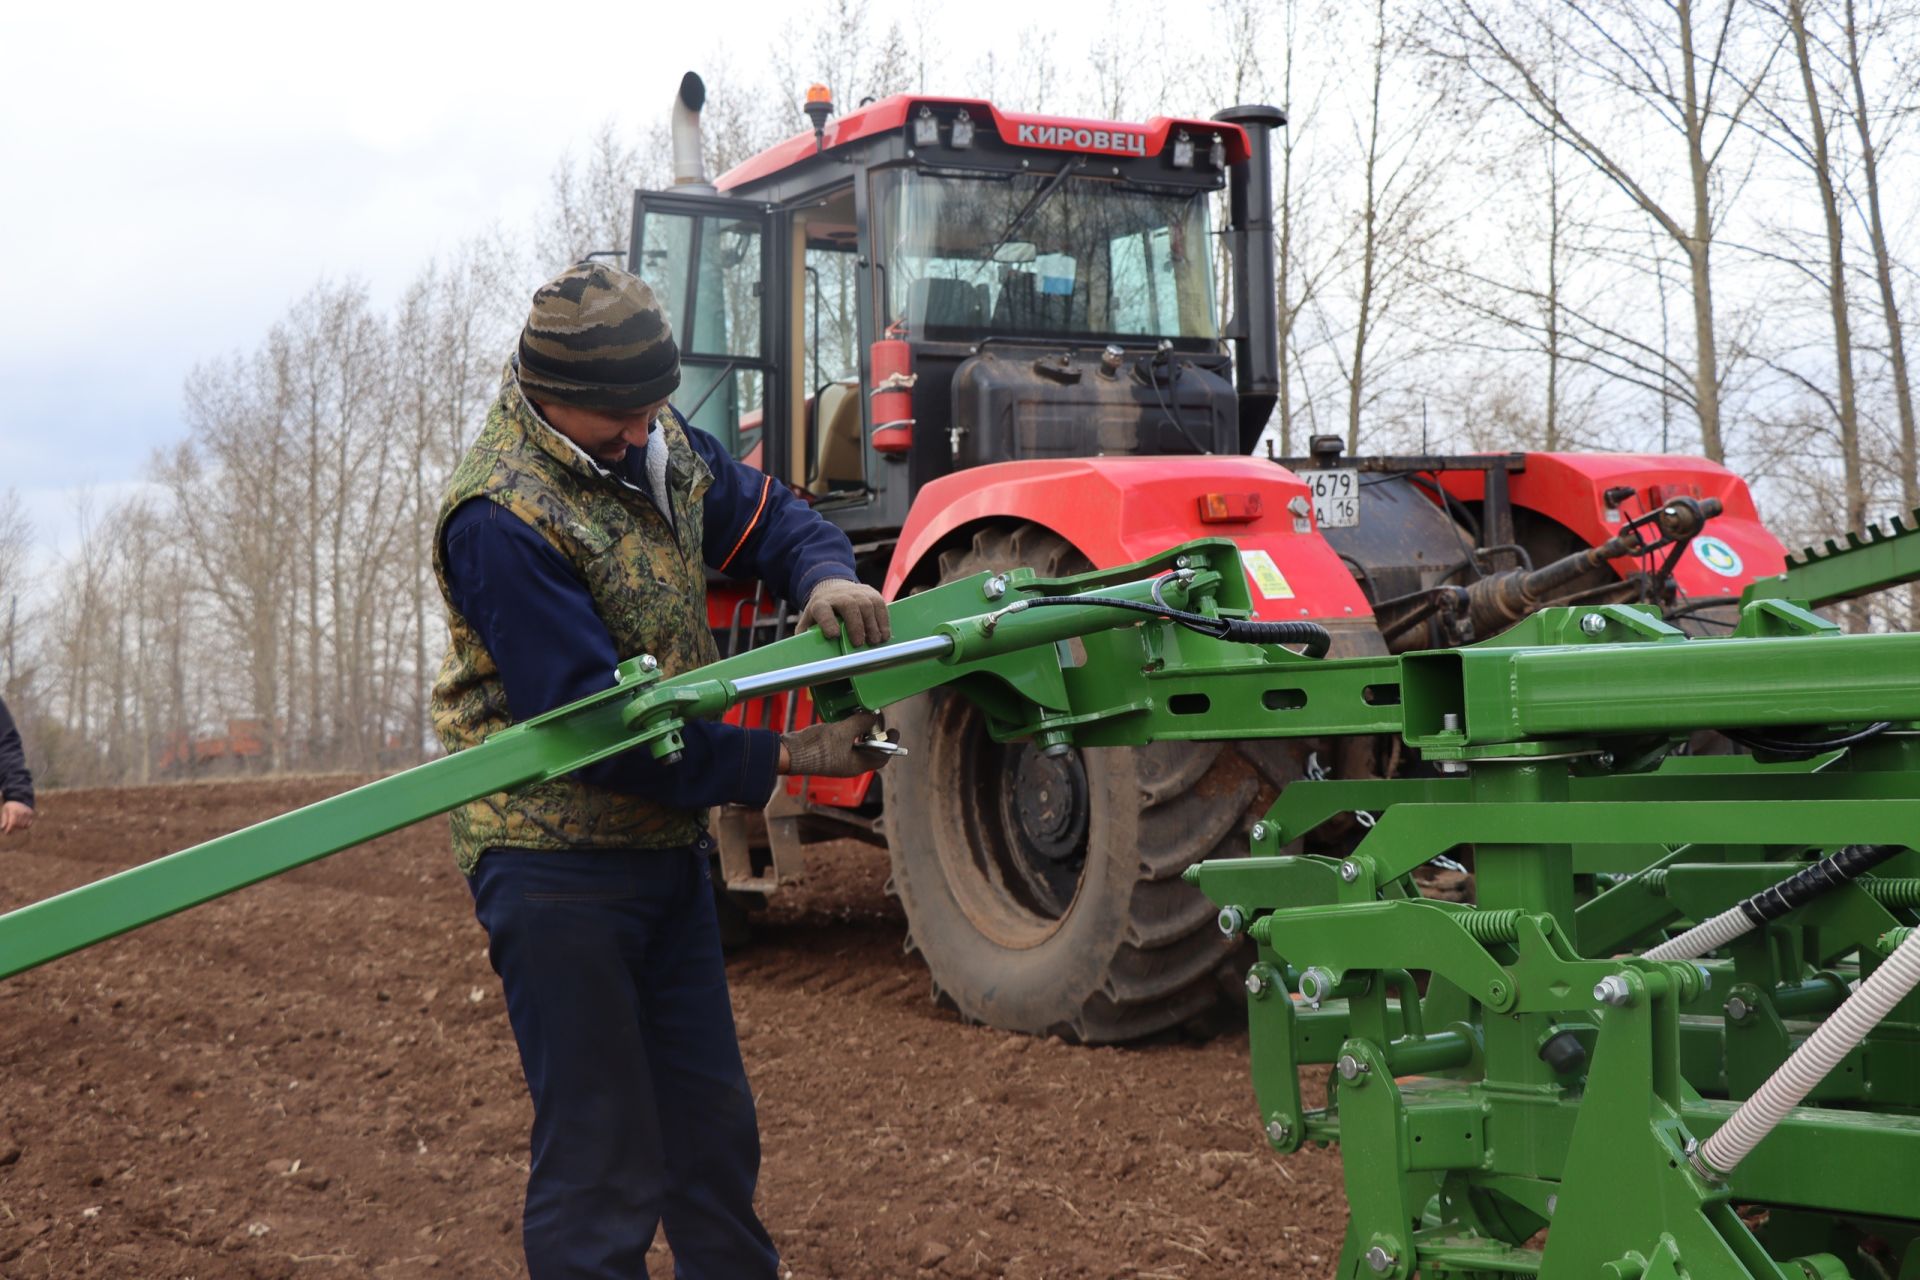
xmin=0 ymin=546 xmax=1239 ymax=980
xmin=1742 ymin=505 xmax=1920 ymax=607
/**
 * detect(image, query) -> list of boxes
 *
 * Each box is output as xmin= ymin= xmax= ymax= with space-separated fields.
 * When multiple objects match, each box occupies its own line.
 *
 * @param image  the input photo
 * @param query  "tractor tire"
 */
xmin=882 ymin=524 xmax=1269 ymax=1043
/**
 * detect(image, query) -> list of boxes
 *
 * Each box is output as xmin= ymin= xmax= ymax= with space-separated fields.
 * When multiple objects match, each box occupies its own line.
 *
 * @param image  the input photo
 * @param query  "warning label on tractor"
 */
xmin=1242 ymin=550 xmax=1295 ymax=599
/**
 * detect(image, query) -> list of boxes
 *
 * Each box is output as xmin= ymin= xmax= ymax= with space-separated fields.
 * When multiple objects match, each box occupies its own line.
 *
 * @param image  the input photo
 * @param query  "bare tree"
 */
xmin=1427 ymin=0 xmax=1783 ymax=462
xmin=1737 ymin=0 xmax=1865 ymax=550
xmin=0 ymin=489 xmax=31 ymax=694
xmin=395 ymin=241 xmax=519 ymax=759
xmin=1334 ymin=0 xmax=1466 ymax=451
xmin=537 ymin=120 xmax=673 ymax=273
xmin=769 ymin=0 xmax=917 ymax=119
xmin=1840 ymin=0 xmax=1919 ymax=534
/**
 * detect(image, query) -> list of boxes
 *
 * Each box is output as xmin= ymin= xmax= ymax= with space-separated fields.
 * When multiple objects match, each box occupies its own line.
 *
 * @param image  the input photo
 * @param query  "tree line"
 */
xmin=3 ymin=0 xmax=1916 ymax=787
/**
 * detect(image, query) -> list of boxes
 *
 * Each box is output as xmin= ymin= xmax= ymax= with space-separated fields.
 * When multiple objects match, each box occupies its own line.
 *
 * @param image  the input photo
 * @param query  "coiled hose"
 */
xmin=1644 ymin=844 xmax=1901 ymax=961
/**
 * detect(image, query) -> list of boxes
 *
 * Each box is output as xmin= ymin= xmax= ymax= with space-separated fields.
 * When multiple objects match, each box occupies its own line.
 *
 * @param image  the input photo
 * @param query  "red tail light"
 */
xmin=1197 ymin=492 xmax=1263 ymax=524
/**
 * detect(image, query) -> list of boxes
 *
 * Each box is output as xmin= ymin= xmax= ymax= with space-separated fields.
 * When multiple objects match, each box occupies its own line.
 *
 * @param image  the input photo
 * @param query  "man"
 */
xmin=0 ymin=695 xmax=32 ymax=836
xmin=431 ymin=262 xmax=893 ymax=1279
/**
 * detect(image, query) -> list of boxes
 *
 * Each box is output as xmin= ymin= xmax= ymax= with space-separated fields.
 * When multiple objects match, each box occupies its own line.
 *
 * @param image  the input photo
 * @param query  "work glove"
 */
xmin=781 ymin=712 xmax=901 ymax=777
xmin=798 ymin=577 xmax=891 ymax=648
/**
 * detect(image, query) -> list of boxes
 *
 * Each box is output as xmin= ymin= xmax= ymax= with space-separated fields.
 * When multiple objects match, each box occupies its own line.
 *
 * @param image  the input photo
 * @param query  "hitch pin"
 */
xmin=855 ymin=726 xmax=910 ymax=758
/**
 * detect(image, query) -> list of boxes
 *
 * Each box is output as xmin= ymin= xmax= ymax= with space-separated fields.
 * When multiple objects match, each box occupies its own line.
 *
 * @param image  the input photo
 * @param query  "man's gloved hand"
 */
xmin=798 ymin=577 xmax=891 ymax=648
xmin=780 ymin=712 xmax=900 ymax=777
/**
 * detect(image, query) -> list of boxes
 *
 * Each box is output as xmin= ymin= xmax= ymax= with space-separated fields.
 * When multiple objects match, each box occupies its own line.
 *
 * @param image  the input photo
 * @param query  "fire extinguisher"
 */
xmin=869 ymin=338 xmax=914 ymax=456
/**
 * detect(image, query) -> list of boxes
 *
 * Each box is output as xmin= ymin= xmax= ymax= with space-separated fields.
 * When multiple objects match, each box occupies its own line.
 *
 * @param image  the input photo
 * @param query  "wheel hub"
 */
xmin=1008 ymin=745 xmax=1088 ymax=860
xmin=991 ymin=741 xmax=1089 ymax=919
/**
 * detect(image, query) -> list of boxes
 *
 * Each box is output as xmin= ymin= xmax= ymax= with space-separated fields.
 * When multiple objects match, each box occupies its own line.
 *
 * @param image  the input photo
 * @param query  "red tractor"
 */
xmin=632 ymin=73 xmax=1789 ymax=1042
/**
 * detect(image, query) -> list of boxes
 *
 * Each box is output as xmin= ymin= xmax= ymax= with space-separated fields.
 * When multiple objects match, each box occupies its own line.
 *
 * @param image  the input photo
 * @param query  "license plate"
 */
xmin=1306 ymin=469 xmax=1360 ymax=528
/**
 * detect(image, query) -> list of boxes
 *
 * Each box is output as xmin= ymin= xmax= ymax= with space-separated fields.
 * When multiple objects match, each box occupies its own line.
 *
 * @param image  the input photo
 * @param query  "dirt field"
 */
xmin=0 ymin=777 xmax=1347 ymax=1278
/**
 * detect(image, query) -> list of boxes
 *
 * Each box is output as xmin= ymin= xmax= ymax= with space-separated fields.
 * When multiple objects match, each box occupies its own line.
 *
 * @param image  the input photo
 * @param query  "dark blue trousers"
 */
xmin=469 ymin=843 xmax=779 ymax=1280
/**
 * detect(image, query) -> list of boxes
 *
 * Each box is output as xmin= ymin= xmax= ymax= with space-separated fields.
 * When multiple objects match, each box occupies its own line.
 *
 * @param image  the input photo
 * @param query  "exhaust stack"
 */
xmin=672 ymin=72 xmax=715 ymax=192
xmin=1213 ymin=104 xmax=1286 ymax=455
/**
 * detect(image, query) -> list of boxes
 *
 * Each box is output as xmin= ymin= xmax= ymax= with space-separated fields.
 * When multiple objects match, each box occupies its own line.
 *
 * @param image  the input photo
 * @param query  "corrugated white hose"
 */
xmin=1643 ymin=905 xmax=1751 ymax=961
xmin=1693 ymin=926 xmax=1920 ymax=1178
xmin=1645 ymin=844 xmax=1900 ymax=962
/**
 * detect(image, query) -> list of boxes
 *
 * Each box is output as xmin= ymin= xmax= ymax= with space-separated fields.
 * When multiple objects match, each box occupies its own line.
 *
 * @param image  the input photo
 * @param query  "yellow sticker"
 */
xmin=1242 ymin=549 xmax=1295 ymax=599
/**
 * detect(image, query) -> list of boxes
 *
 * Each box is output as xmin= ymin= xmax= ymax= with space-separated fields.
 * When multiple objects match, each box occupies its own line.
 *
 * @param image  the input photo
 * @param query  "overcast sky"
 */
xmin=0 ymin=0 xmax=1111 ymax=558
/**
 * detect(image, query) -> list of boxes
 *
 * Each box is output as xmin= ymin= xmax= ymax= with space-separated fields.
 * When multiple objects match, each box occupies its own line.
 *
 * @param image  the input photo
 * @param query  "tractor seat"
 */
xmin=809 ymin=379 xmax=864 ymax=495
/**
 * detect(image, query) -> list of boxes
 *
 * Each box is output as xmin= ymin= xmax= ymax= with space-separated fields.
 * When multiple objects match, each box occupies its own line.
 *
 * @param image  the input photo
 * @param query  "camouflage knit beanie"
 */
xmin=517 ymin=262 xmax=681 ymax=411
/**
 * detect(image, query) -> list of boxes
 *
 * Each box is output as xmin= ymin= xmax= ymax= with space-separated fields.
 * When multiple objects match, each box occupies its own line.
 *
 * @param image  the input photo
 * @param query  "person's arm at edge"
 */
xmin=685 ymin=418 xmax=859 ymax=605
xmin=440 ymin=499 xmax=783 ymax=807
xmin=0 ymin=696 xmax=33 ymax=810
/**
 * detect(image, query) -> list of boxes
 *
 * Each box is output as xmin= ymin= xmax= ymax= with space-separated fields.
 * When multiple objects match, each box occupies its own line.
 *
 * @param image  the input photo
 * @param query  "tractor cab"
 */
xmin=630 ymin=75 xmax=1284 ymax=556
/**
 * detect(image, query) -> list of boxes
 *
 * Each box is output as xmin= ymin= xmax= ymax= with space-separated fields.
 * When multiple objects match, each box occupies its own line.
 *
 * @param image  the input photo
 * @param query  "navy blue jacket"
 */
xmin=441 ymin=414 xmax=856 ymax=811
xmin=0 ymin=695 xmax=30 ymax=808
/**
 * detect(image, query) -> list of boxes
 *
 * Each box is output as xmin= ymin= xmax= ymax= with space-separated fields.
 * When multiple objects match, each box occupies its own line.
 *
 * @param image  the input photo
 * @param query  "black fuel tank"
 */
xmin=948 ymin=346 xmax=1237 ymax=468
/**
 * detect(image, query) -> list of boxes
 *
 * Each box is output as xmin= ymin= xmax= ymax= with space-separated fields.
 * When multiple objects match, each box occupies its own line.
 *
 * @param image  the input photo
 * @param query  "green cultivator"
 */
xmin=5 ymin=523 xmax=1919 ymax=1277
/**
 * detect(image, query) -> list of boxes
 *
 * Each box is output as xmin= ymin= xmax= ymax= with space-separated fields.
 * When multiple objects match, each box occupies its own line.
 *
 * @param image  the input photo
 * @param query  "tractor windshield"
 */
xmin=874 ymin=168 xmax=1218 ymax=342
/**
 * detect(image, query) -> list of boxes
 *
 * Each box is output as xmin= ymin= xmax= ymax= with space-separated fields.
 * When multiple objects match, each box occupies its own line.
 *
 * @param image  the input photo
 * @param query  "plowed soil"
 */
xmin=0 ymin=778 xmax=1346 ymax=1278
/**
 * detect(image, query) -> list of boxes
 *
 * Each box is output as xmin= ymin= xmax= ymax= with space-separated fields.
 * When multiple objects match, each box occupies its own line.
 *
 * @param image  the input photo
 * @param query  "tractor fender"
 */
xmin=1436 ymin=453 xmax=1787 ymax=597
xmin=882 ymin=457 xmax=1374 ymax=623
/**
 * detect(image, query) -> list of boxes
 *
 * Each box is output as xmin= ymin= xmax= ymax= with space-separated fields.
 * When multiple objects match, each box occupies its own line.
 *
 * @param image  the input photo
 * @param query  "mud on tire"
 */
xmin=882 ymin=524 xmax=1272 ymax=1043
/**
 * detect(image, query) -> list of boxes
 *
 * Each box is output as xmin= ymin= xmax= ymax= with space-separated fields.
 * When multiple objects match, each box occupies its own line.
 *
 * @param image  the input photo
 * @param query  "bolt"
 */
xmin=1339 ymin=860 xmax=1361 ymax=883
xmin=1244 ymin=968 xmax=1268 ymax=996
xmin=1441 ymin=712 xmax=1463 ymax=732
xmin=1249 ymin=821 xmax=1269 ymax=843
xmin=1364 ymin=1245 xmax=1397 ymax=1274
xmin=1596 ymin=751 xmax=1616 ymax=769
xmin=983 ymin=574 xmax=1009 ymax=600
xmin=1594 ymin=975 xmax=1635 ymax=1008
xmin=1337 ymin=1053 xmax=1370 ymax=1082
xmin=1580 ymin=613 xmax=1607 ymax=635
xmin=1175 ymin=554 xmax=1191 ymax=569
xmin=1041 ymin=741 xmax=1073 ymax=759
xmin=1218 ymin=905 xmax=1246 ymax=937
xmin=1546 ymin=1194 xmax=1558 ymax=1217
xmin=1724 ymin=995 xmax=1752 ymax=1022
xmin=1265 ymin=1118 xmax=1291 ymax=1144
xmin=1437 ymin=760 xmax=1467 ymax=774
xmin=638 ymin=654 xmax=660 ymax=673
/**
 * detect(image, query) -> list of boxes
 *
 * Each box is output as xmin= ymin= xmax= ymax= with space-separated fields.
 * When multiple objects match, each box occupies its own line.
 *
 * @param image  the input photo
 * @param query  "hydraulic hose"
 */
xmin=1643 ymin=844 xmax=1902 ymax=961
xmin=1724 ymin=721 xmax=1893 ymax=759
xmin=1694 ymin=925 xmax=1920 ymax=1178
xmin=1007 ymin=593 xmax=1333 ymax=657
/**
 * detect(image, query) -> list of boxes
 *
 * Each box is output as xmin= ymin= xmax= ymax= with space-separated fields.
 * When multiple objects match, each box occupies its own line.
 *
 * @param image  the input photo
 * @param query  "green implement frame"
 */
xmin=1741 ymin=504 xmax=1920 ymax=608
xmin=4 ymin=536 xmax=1918 ymax=1278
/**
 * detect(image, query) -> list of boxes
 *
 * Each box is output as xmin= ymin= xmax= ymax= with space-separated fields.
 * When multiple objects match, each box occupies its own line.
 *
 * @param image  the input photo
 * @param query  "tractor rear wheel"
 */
xmin=882 ymin=525 xmax=1269 ymax=1042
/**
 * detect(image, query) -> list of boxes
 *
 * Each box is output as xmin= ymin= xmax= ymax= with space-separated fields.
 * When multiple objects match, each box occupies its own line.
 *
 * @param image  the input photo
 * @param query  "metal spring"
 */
xmin=1863 ymin=878 xmax=1920 ymax=908
xmin=1459 ymin=909 xmax=1521 ymax=943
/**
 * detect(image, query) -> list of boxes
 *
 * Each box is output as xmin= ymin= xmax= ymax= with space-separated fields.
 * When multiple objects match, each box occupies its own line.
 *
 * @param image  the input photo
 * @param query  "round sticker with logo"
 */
xmin=1691 ymin=535 xmax=1744 ymax=578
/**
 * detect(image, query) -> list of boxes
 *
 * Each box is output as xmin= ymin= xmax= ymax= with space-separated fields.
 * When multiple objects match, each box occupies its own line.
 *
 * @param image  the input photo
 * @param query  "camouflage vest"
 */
xmin=430 ymin=365 xmax=718 ymax=874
